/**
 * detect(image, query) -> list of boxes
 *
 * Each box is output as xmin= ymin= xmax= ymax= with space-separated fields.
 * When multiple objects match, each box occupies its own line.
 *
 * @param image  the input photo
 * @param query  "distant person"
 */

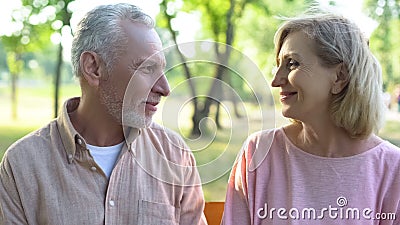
xmin=0 ymin=3 xmax=207 ymax=225
xmin=397 ymin=94 xmax=400 ymax=112
xmin=396 ymin=86 xmax=400 ymax=112
xmin=222 ymin=11 xmax=400 ymax=224
xmin=383 ymin=91 xmax=391 ymax=109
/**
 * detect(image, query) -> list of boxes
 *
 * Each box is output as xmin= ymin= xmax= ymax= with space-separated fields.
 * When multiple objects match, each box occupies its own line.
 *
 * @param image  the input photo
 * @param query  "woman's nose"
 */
xmin=271 ymin=66 xmax=287 ymax=87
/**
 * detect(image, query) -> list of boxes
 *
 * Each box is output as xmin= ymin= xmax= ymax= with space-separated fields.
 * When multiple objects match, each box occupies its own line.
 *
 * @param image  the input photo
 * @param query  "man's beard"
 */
xmin=98 ymin=83 xmax=151 ymax=128
xmin=122 ymin=104 xmax=151 ymax=128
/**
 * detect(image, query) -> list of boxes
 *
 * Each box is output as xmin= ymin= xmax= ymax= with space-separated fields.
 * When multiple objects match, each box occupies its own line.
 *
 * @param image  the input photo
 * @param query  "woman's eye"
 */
xmin=287 ymin=59 xmax=299 ymax=71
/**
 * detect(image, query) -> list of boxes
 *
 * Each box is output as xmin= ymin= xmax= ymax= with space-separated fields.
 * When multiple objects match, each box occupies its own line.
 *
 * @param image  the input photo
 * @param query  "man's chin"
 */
xmin=121 ymin=117 xmax=152 ymax=128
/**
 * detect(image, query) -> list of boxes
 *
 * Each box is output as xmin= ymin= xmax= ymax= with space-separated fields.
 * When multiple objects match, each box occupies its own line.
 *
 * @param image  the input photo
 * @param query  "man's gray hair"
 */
xmin=71 ymin=3 xmax=154 ymax=77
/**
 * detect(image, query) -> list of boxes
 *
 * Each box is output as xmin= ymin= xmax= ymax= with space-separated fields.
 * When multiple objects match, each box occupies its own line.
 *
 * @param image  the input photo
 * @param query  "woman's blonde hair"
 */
xmin=274 ymin=12 xmax=385 ymax=138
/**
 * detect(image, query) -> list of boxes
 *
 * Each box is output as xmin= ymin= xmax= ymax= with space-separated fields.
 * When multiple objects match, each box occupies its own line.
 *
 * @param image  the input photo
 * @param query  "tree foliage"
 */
xmin=1 ymin=0 xmax=74 ymax=119
xmin=364 ymin=0 xmax=400 ymax=91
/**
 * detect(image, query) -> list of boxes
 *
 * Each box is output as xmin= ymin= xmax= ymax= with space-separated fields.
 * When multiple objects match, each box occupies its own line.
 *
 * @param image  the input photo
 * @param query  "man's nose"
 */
xmin=152 ymin=72 xmax=170 ymax=96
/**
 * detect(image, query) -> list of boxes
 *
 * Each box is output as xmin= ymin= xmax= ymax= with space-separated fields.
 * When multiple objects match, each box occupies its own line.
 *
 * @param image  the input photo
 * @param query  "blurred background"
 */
xmin=1 ymin=0 xmax=400 ymax=201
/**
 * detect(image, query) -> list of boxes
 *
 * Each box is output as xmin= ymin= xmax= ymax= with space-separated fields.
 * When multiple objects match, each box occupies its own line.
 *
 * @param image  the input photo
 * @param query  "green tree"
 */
xmin=1 ymin=3 xmax=53 ymax=119
xmin=1 ymin=0 xmax=75 ymax=120
xmin=158 ymin=0 xmax=312 ymax=136
xmin=365 ymin=0 xmax=400 ymax=91
xmin=19 ymin=0 xmax=74 ymax=117
xmin=159 ymin=0 xmax=254 ymax=136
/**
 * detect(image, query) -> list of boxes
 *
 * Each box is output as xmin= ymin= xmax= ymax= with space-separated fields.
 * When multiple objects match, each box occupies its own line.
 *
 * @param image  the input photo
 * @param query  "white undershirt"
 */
xmin=86 ymin=142 xmax=124 ymax=178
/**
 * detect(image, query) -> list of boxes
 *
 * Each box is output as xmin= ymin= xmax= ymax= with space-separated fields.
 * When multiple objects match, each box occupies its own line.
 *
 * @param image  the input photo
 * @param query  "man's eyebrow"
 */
xmin=130 ymin=54 xmax=166 ymax=70
xmin=130 ymin=57 xmax=147 ymax=68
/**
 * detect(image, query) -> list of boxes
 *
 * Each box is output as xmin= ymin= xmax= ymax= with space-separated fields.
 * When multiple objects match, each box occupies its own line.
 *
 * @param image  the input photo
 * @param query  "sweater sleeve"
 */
xmin=221 ymin=129 xmax=275 ymax=225
xmin=221 ymin=140 xmax=251 ymax=225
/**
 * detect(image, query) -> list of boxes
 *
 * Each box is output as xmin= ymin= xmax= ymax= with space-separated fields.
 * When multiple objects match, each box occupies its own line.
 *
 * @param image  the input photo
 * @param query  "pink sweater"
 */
xmin=222 ymin=128 xmax=400 ymax=225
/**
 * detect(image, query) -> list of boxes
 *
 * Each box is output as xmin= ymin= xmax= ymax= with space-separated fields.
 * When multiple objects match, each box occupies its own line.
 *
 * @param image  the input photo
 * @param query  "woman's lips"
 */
xmin=280 ymin=91 xmax=297 ymax=101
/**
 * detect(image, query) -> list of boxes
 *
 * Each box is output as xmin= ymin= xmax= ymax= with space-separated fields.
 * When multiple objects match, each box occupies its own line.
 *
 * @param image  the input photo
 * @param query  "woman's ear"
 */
xmin=331 ymin=63 xmax=349 ymax=94
xmin=80 ymin=51 xmax=101 ymax=87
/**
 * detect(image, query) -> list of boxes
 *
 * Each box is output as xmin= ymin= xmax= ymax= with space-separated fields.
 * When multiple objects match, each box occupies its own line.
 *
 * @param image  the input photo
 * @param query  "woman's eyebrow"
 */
xmin=282 ymin=52 xmax=301 ymax=59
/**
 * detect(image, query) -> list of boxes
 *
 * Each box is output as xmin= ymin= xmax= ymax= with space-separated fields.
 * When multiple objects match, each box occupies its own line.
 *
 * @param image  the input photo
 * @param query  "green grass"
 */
xmin=0 ymin=126 xmax=29 ymax=148
xmin=380 ymin=119 xmax=400 ymax=147
xmin=0 ymin=82 xmax=80 ymax=158
xmin=0 ymin=124 xmax=38 ymax=158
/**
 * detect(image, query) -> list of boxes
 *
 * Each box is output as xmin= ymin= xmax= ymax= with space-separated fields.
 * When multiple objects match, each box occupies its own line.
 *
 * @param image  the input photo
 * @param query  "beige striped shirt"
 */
xmin=0 ymin=98 xmax=207 ymax=225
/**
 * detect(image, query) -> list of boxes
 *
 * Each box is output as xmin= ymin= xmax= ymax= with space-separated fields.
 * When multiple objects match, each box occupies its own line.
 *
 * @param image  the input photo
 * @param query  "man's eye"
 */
xmin=141 ymin=65 xmax=156 ymax=74
xmin=287 ymin=59 xmax=299 ymax=71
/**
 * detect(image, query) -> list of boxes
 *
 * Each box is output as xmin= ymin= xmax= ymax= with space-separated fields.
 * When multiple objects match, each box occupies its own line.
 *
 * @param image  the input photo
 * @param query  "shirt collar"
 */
xmin=56 ymin=97 xmax=84 ymax=163
xmin=57 ymin=97 xmax=141 ymax=163
xmin=124 ymin=126 xmax=141 ymax=147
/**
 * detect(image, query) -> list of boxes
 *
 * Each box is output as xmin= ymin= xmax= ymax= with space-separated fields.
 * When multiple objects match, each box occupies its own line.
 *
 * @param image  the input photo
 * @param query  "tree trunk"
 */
xmin=53 ymin=1 xmax=73 ymax=117
xmin=160 ymin=0 xmax=251 ymax=137
xmin=54 ymin=43 xmax=63 ymax=118
xmin=215 ymin=101 xmax=222 ymax=128
xmin=160 ymin=0 xmax=201 ymax=136
xmin=191 ymin=0 xmax=237 ymax=134
xmin=7 ymin=52 xmax=21 ymax=121
xmin=191 ymin=108 xmax=205 ymax=137
xmin=11 ymin=72 xmax=17 ymax=120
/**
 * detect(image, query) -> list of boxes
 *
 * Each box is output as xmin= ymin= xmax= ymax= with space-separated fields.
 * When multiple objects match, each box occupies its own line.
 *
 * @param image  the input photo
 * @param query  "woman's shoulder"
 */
xmin=245 ymin=126 xmax=292 ymax=151
xmin=241 ymin=128 xmax=287 ymax=171
xmin=246 ymin=127 xmax=286 ymax=144
xmin=377 ymin=140 xmax=400 ymax=160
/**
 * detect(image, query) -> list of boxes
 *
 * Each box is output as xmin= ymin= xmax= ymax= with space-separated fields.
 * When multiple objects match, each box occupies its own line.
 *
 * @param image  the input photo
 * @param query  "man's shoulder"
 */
xmin=146 ymin=122 xmax=185 ymax=145
xmin=3 ymin=121 xmax=56 ymax=162
xmin=142 ymin=123 xmax=193 ymax=162
xmin=147 ymin=122 xmax=178 ymax=135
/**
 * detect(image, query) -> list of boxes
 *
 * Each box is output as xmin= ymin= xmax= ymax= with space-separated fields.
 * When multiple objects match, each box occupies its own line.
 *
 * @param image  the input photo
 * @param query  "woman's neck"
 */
xmin=284 ymin=122 xmax=381 ymax=158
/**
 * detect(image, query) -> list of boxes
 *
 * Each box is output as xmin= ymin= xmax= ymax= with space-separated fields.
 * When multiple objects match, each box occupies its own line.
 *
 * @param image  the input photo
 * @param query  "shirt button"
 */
xmin=77 ymin=138 xmax=83 ymax=145
xmin=90 ymin=166 xmax=97 ymax=171
xmin=109 ymin=200 xmax=115 ymax=207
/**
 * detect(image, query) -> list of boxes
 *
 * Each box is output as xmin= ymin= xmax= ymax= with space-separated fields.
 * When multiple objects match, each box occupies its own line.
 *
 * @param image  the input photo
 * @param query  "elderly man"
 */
xmin=0 ymin=3 xmax=207 ymax=225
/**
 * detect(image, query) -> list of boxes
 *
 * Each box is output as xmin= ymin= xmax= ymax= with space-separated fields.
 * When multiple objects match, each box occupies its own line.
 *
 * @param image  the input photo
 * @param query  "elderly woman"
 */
xmin=222 ymin=12 xmax=400 ymax=225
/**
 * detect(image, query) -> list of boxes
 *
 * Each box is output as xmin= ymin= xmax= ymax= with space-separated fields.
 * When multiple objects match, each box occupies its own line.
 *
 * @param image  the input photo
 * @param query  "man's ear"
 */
xmin=80 ymin=51 xmax=102 ymax=87
xmin=331 ymin=63 xmax=349 ymax=94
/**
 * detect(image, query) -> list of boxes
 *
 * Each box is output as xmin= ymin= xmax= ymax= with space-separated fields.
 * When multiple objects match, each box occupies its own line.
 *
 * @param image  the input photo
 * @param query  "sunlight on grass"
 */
xmin=380 ymin=119 xmax=400 ymax=147
xmin=0 ymin=123 xmax=40 ymax=159
xmin=0 ymin=83 xmax=80 ymax=158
